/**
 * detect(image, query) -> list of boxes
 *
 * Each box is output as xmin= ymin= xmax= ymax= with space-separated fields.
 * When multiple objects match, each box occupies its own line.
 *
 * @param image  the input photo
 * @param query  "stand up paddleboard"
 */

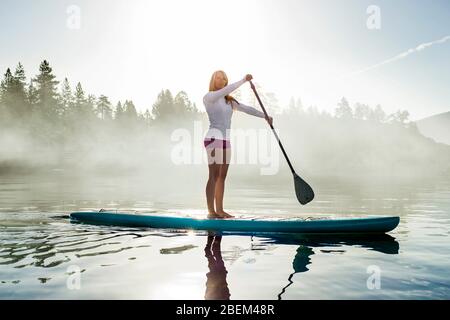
xmin=70 ymin=211 xmax=399 ymax=234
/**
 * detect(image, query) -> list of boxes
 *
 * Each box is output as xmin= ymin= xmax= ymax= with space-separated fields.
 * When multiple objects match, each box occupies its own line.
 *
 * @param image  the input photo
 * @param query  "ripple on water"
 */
xmin=0 ymin=178 xmax=450 ymax=299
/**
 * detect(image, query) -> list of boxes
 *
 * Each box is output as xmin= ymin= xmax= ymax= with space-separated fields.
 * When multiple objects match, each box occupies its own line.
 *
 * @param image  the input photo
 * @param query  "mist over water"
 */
xmin=1 ymin=60 xmax=449 ymax=186
xmin=1 ymin=103 xmax=449 ymax=180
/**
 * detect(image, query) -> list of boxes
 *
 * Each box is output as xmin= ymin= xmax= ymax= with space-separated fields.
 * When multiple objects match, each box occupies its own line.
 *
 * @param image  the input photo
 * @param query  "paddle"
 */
xmin=249 ymin=80 xmax=314 ymax=205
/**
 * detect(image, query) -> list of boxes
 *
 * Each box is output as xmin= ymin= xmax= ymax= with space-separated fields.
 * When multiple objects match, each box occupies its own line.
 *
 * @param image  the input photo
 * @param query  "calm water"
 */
xmin=0 ymin=172 xmax=449 ymax=299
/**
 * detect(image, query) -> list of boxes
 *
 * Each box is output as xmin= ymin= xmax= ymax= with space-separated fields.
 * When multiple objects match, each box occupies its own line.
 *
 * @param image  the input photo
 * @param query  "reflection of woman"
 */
xmin=203 ymin=71 xmax=273 ymax=219
xmin=204 ymin=234 xmax=230 ymax=300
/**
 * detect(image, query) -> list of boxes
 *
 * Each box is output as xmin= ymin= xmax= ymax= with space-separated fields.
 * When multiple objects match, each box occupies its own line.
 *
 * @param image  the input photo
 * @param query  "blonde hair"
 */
xmin=208 ymin=70 xmax=238 ymax=110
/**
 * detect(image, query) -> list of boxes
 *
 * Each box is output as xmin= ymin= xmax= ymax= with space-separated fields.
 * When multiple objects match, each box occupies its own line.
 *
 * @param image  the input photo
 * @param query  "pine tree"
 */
xmin=286 ymin=96 xmax=303 ymax=116
xmin=151 ymin=89 xmax=174 ymax=121
xmin=59 ymin=78 xmax=73 ymax=118
xmin=115 ymin=101 xmax=124 ymax=120
xmin=33 ymin=60 xmax=59 ymax=120
xmin=73 ymin=82 xmax=86 ymax=118
xmin=335 ymin=97 xmax=353 ymax=119
xmin=371 ymin=104 xmax=386 ymax=123
xmin=26 ymin=80 xmax=38 ymax=110
xmin=143 ymin=108 xmax=152 ymax=127
xmin=354 ymin=102 xmax=371 ymax=120
xmin=85 ymin=94 xmax=96 ymax=118
xmin=265 ymin=92 xmax=280 ymax=115
xmin=96 ymin=95 xmax=113 ymax=120
xmin=13 ymin=62 xmax=28 ymax=117
xmin=124 ymin=99 xmax=138 ymax=121
xmin=307 ymin=105 xmax=319 ymax=117
xmin=174 ymin=91 xmax=197 ymax=116
xmin=0 ymin=68 xmax=14 ymax=121
xmin=0 ymin=63 xmax=30 ymax=122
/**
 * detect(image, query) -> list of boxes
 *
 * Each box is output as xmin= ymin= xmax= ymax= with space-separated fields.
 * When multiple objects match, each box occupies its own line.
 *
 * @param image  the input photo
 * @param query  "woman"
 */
xmin=203 ymin=71 xmax=273 ymax=219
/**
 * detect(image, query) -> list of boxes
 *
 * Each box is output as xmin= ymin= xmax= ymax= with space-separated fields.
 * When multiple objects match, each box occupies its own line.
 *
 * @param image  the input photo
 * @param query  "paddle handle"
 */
xmin=249 ymin=80 xmax=296 ymax=175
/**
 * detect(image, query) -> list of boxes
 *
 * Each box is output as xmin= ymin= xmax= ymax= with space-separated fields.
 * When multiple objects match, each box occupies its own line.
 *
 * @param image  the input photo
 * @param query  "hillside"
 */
xmin=416 ymin=111 xmax=450 ymax=145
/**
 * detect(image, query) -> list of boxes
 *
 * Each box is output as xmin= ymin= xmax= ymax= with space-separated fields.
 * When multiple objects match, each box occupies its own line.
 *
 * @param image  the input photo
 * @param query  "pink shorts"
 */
xmin=204 ymin=137 xmax=231 ymax=149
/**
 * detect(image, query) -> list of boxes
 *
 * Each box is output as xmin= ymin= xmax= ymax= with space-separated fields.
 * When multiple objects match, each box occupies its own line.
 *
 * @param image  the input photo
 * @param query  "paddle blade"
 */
xmin=293 ymin=173 xmax=315 ymax=205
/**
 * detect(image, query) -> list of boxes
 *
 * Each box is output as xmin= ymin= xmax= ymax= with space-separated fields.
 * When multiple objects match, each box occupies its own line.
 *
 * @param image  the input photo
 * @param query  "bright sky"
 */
xmin=0 ymin=0 xmax=449 ymax=120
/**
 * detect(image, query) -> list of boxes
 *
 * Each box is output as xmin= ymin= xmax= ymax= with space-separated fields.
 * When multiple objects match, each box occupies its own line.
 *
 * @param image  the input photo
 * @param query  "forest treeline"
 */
xmin=0 ymin=60 xmax=414 ymax=133
xmin=0 ymin=60 xmax=201 ymax=139
xmin=1 ymin=60 xmax=448 ymax=177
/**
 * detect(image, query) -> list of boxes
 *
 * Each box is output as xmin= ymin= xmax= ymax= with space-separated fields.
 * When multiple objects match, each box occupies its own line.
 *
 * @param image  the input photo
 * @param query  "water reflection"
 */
xmin=278 ymin=246 xmax=313 ymax=300
xmin=0 ymin=224 xmax=181 ymax=270
xmin=204 ymin=233 xmax=230 ymax=300
xmin=201 ymin=232 xmax=400 ymax=300
xmin=265 ymin=233 xmax=400 ymax=300
xmin=260 ymin=233 xmax=400 ymax=254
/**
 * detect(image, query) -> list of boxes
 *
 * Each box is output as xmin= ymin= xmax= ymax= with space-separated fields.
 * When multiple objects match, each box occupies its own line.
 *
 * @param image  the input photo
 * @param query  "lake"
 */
xmin=0 ymin=171 xmax=449 ymax=299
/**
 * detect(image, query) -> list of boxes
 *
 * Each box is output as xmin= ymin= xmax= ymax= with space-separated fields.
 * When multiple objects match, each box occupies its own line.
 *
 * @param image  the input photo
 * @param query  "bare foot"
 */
xmin=216 ymin=211 xmax=234 ymax=219
xmin=207 ymin=211 xmax=234 ymax=219
xmin=207 ymin=211 xmax=220 ymax=219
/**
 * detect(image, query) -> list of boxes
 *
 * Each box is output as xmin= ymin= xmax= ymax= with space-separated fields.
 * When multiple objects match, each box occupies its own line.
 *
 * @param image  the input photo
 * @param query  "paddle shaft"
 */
xmin=249 ymin=80 xmax=296 ymax=175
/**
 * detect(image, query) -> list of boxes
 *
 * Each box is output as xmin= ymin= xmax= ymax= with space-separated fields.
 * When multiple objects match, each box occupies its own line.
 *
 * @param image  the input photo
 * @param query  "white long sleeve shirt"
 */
xmin=203 ymin=77 xmax=266 ymax=140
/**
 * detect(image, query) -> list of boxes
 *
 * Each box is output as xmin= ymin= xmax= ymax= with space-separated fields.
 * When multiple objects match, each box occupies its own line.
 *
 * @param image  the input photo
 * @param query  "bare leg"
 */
xmin=206 ymin=148 xmax=220 ymax=216
xmin=215 ymin=147 xmax=234 ymax=218
xmin=206 ymin=147 xmax=221 ymax=217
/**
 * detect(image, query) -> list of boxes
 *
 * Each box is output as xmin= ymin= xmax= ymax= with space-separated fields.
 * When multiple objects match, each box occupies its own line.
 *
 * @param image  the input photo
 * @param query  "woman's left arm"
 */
xmin=233 ymin=101 xmax=265 ymax=118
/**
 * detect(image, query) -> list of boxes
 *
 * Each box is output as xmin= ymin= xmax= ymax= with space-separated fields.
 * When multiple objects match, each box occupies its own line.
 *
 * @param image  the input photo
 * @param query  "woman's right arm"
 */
xmin=203 ymin=77 xmax=247 ymax=104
